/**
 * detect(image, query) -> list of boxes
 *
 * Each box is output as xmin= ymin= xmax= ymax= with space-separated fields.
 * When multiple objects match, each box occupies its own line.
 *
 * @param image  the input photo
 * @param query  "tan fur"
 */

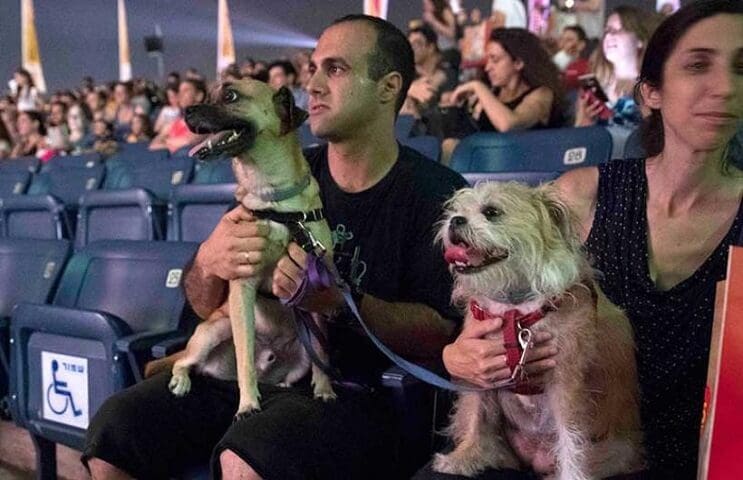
xmin=433 ymin=182 xmax=643 ymax=479
xmin=168 ymin=79 xmax=336 ymax=416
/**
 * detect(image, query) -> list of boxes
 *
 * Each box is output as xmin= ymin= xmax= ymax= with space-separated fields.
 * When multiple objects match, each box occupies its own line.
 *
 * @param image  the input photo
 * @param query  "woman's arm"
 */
xmin=423 ymin=8 xmax=457 ymax=41
xmin=553 ymin=166 xmax=600 ymax=243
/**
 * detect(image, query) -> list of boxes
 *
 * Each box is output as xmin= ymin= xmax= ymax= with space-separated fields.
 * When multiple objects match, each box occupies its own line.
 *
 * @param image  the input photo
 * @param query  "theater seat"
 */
xmin=463 ymin=171 xmax=559 ymax=186
xmin=43 ymin=152 xmax=102 ymax=171
xmin=167 ymin=183 xmax=235 ymax=242
xmin=0 ymin=156 xmax=40 ymax=174
xmin=0 ymin=171 xmax=31 ymax=198
xmin=8 ymin=240 xmax=199 ymax=479
xmin=401 ymin=136 xmax=441 ymax=162
xmin=450 ymin=126 xmax=613 ymax=173
xmin=192 ymin=157 xmax=235 ymax=184
xmin=0 ymin=238 xmax=71 ymax=419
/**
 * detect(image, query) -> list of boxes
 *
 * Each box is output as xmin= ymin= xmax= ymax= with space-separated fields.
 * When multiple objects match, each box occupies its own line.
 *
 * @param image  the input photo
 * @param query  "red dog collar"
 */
xmin=470 ymin=300 xmax=556 ymax=395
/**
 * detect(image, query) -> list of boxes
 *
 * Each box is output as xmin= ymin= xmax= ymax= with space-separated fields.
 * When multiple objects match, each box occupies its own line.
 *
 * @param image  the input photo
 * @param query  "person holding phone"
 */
xmin=575 ymin=6 xmax=661 ymax=127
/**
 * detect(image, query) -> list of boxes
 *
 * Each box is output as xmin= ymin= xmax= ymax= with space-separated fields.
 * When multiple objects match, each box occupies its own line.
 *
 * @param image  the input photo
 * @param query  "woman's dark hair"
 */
xmin=489 ymin=28 xmax=566 ymax=127
xmin=636 ymin=0 xmax=743 ymax=160
xmin=430 ymin=0 xmax=451 ymax=24
xmin=14 ymin=68 xmax=34 ymax=88
xmin=20 ymin=110 xmax=46 ymax=136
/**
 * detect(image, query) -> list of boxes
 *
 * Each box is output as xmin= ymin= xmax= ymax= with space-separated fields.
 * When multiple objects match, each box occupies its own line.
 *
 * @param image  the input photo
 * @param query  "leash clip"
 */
xmin=294 ymin=221 xmax=326 ymax=256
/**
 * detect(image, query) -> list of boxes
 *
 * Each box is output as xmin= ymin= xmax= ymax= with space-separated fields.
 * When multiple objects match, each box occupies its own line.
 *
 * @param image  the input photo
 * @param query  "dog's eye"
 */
xmin=481 ymin=206 xmax=502 ymax=221
xmin=222 ymin=90 xmax=239 ymax=103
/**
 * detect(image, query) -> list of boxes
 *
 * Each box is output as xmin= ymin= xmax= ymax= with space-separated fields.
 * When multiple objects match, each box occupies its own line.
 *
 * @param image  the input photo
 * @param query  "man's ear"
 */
xmin=272 ymin=86 xmax=308 ymax=135
xmin=377 ymin=71 xmax=403 ymax=106
xmin=639 ymin=82 xmax=661 ymax=110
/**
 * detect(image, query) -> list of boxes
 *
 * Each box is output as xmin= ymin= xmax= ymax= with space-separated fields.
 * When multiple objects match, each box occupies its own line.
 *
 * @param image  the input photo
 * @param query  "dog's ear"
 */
xmin=535 ymin=185 xmax=579 ymax=248
xmin=272 ymin=86 xmax=308 ymax=135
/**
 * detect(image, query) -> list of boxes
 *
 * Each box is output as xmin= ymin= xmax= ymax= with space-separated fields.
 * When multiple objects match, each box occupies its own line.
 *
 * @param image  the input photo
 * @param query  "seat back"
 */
xmin=0 ymin=156 xmax=40 ymax=174
xmin=623 ymin=127 xmax=646 ymax=160
xmin=33 ymin=165 xmax=106 ymax=205
xmin=109 ymin=156 xmax=194 ymax=199
xmin=299 ymin=123 xmax=324 ymax=148
xmin=450 ymin=126 xmax=613 ymax=173
xmin=168 ymin=183 xmax=235 ymax=242
xmin=0 ymin=171 xmax=31 ymax=197
xmin=0 ymin=195 xmax=70 ymax=239
xmin=395 ymin=114 xmax=416 ymax=139
xmin=400 ymin=136 xmax=441 ymax=162
xmin=192 ymin=157 xmax=236 ymax=184
xmin=53 ymin=240 xmax=198 ymax=332
xmin=463 ymin=171 xmax=559 ymax=186
xmin=44 ymin=153 xmax=102 ymax=171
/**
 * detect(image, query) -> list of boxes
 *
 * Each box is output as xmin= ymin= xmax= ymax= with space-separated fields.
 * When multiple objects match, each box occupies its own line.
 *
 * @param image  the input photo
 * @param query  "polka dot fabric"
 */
xmin=585 ymin=158 xmax=743 ymax=478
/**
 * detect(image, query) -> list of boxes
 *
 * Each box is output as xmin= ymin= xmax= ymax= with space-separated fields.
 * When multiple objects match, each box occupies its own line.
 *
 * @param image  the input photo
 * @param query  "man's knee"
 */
xmin=87 ymin=457 xmax=133 ymax=480
xmin=219 ymin=449 xmax=263 ymax=480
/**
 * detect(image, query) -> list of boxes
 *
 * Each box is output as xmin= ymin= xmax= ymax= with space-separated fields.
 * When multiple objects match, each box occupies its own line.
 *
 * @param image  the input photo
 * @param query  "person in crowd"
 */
xmin=440 ymin=27 xmax=565 ymax=164
xmin=185 ymin=67 xmax=204 ymax=81
xmin=83 ymin=13 xmax=468 ymax=480
xmin=491 ymin=0 xmax=527 ymax=28
xmin=125 ymin=113 xmax=154 ymax=144
xmin=422 ymin=0 xmax=461 ymax=69
xmin=402 ymin=25 xmax=458 ymax=126
xmin=166 ymin=71 xmax=181 ymax=89
xmin=11 ymin=68 xmax=40 ymax=112
xmin=239 ymin=58 xmax=256 ymax=78
xmin=149 ymin=78 xmax=207 ymax=153
xmin=66 ymin=102 xmax=91 ymax=153
xmin=10 ymin=110 xmax=46 ymax=157
xmin=267 ymin=60 xmax=308 ymax=110
xmin=45 ymin=101 xmax=70 ymax=151
xmin=107 ymin=81 xmax=135 ymax=130
xmin=85 ymin=90 xmax=108 ymax=121
xmin=0 ymin=116 xmax=13 ymax=159
xmin=552 ymin=24 xmax=588 ymax=73
xmin=153 ymin=85 xmax=181 ymax=133
xmin=575 ymin=6 xmax=661 ymax=127
xmin=0 ymin=96 xmax=19 ymax=145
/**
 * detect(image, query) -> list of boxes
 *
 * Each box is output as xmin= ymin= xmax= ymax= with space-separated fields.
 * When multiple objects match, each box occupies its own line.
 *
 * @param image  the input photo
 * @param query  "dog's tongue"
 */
xmin=188 ymin=131 xmax=232 ymax=159
xmin=444 ymin=245 xmax=469 ymax=264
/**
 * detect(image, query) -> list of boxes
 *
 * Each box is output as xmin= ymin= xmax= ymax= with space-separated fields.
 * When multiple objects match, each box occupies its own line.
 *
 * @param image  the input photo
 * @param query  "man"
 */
xmin=403 ymin=25 xmax=458 ymax=116
xmin=83 ymin=14 xmax=466 ymax=480
xmin=267 ymin=60 xmax=309 ymax=110
xmin=149 ymin=78 xmax=207 ymax=153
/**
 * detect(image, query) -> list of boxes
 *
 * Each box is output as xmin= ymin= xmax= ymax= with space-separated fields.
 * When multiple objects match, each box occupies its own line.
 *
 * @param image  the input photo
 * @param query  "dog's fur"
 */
xmin=433 ymin=182 xmax=643 ymax=479
xmin=167 ymin=79 xmax=336 ymax=417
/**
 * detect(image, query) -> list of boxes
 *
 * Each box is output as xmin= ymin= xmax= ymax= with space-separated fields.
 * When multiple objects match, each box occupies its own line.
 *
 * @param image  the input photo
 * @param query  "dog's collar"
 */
xmin=258 ymin=174 xmax=311 ymax=203
xmin=470 ymin=300 xmax=558 ymax=395
xmin=251 ymin=207 xmax=325 ymax=224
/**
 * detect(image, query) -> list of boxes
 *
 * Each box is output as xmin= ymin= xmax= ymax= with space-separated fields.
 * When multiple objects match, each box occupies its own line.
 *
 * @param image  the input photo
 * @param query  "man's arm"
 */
xmin=272 ymin=243 xmax=456 ymax=361
xmin=183 ymin=205 xmax=272 ymax=319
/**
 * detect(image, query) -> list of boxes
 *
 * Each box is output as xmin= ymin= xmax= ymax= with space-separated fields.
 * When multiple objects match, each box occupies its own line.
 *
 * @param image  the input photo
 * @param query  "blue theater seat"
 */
xmin=395 ymin=114 xmax=416 ymax=139
xmin=0 ymin=171 xmax=31 ymax=198
xmin=43 ymin=152 xmax=102 ymax=171
xmin=450 ymin=126 xmax=613 ymax=173
xmin=401 ymin=136 xmax=441 ymax=162
xmin=76 ymin=157 xmax=194 ymax=248
xmin=168 ymin=183 xmax=235 ymax=242
xmin=463 ymin=171 xmax=560 ymax=186
xmin=0 ymin=238 xmax=71 ymax=419
xmin=0 ymin=156 xmax=40 ymax=174
xmin=8 ymin=240 xmax=199 ymax=478
xmin=0 ymin=166 xmax=105 ymax=240
xmin=192 ymin=157 xmax=235 ymax=184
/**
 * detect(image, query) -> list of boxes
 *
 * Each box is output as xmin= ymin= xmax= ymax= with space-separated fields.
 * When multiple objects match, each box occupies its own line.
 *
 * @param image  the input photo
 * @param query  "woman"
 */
xmin=422 ymin=0 xmax=460 ymax=68
xmin=441 ymin=28 xmax=565 ymax=163
xmin=576 ymin=6 xmax=661 ymax=126
xmin=125 ymin=113 xmax=154 ymax=143
xmin=153 ymin=85 xmax=180 ymax=133
xmin=12 ymin=68 xmax=40 ymax=112
xmin=421 ymin=2 xmax=743 ymax=478
xmin=10 ymin=110 xmax=46 ymax=157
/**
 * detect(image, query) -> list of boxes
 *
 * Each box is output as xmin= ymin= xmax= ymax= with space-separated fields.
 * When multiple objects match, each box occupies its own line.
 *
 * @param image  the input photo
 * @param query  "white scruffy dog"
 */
xmin=433 ymin=182 xmax=643 ymax=480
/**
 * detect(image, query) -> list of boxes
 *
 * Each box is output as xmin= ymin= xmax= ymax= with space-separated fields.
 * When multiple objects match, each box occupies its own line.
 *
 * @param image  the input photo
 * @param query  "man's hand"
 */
xmin=195 ymin=205 xmax=272 ymax=281
xmin=442 ymin=318 xmax=557 ymax=388
xmin=272 ymin=243 xmax=344 ymax=316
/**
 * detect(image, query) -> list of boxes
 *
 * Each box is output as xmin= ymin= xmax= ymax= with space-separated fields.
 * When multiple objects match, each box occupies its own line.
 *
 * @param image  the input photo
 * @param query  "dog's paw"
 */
xmin=313 ymin=388 xmax=338 ymax=402
xmin=168 ymin=373 xmax=191 ymax=397
xmin=233 ymin=408 xmax=261 ymax=423
xmin=277 ymin=382 xmax=291 ymax=388
xmin=433 ymin=452 xmax=483 ymax=477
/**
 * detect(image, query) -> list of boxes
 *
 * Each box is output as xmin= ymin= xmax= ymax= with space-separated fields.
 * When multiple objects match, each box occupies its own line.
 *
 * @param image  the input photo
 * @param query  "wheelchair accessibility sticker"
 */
xmin=41 ymin=352 xmax=89 ymax=428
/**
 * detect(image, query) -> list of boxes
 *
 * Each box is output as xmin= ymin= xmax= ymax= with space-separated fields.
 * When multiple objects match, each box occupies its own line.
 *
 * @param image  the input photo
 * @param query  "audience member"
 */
xmin=441 ymin=28 xmax=565 ymax=163
xmin=153 ymin=85 xmax=180 ymax=133
xmin=83 ymin=13 xmax=466 ymax=480
xmin=10 ymin=110 xmax=46 ymax=157
xmin=67 ymin=102 xmax=91 ymax=152
xmin=11 ymin=68 xmax=40 ymax=112
xmin=576 ymin=6 xmax=660 ymax=127
xmin=87 ymin=118 xmax=118 ymax=157
xmin=267 ymin=60 xmax=308 ymax=110
xmin=0 ymin=97 xmax=19 ymax=144
xmin=0 ymin=116 xmax=12 ymax=159
xmin=108 ymin=81 xmax=135 ymax=130
xmin=422 ymin=0 xmax=461 ymax=69
xmin=557 ymin=2 xmax=743 ymax=476
xmin=491 ymin=0 xmax=527 ymax=28
xmin=126 ymin=113 xmax=154 ymax=143
xmin=85 ymin=90 xmax=107 ymax=121
xmin=149 ymin=78 xmax=206 ymax=153
xmin=45 ymin=101 xmax=70 ymax=151
xmin=552 ymin=24 xmax=588 ymax=72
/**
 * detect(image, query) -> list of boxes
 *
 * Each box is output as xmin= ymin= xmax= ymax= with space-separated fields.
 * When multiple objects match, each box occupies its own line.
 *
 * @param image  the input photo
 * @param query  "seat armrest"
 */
xmin=151 ymin=335 xmax=189 ymax=358
xmin=11 ymin=302 xmax=130 ymax=342
xmin=116 ymin=330 xmax=185 ymax=383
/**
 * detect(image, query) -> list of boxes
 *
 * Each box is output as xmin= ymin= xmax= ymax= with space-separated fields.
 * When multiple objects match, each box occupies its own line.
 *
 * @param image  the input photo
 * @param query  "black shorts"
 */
xmin=82 ymin=371 xmax=398 ymax=480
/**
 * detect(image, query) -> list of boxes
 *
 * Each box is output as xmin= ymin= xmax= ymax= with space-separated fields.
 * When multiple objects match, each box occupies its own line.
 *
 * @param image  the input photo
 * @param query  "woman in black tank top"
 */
xmin=556 ymin=2 xmax=743 ymax=478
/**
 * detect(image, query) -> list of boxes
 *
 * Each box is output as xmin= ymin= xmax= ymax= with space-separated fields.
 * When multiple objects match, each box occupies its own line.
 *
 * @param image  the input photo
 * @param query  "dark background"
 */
xmin=0 ymin=0 xmax=666 ymax=91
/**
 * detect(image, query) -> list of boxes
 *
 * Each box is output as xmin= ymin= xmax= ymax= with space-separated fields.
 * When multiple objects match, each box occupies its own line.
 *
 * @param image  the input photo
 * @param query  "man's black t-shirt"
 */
xmin=304 ymin=143 xmax=467 ymax=385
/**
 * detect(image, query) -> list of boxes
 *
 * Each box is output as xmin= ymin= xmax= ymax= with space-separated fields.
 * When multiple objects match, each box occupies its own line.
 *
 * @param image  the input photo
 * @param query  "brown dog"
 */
xmin=166 ymin=79 xmax=336 ymax=418
xmin=434 ymin=182 xmax=643 ymax=479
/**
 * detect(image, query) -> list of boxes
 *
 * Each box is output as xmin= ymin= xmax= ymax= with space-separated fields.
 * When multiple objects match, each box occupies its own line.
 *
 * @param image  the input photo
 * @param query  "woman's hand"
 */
xmin=449 ymin=81 xmax=489 ymax=107
xmin=443 ymin=318 xmax=557 ymax=388
xmin=575 ymin=91 xmax=606 ymax=127
xmin=407 ymin=78 xmax=437 ymax=106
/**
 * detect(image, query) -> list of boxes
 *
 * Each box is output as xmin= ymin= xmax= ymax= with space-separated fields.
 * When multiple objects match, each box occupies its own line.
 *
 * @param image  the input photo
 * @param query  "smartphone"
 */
xmin=578 ymin=73 xmax=613 ymax=121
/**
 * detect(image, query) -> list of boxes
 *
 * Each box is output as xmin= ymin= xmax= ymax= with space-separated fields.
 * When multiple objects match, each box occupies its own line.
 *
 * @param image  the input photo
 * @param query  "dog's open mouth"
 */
xmin=444 ymin=242 xmax=508 ymax=274
xmin=189 ymin=129 xmax=255 ymax=160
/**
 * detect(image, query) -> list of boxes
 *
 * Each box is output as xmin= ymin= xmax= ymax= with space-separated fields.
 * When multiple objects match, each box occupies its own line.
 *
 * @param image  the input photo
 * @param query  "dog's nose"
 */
xmin=450 ymin=216 xmax=467 ymax=229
